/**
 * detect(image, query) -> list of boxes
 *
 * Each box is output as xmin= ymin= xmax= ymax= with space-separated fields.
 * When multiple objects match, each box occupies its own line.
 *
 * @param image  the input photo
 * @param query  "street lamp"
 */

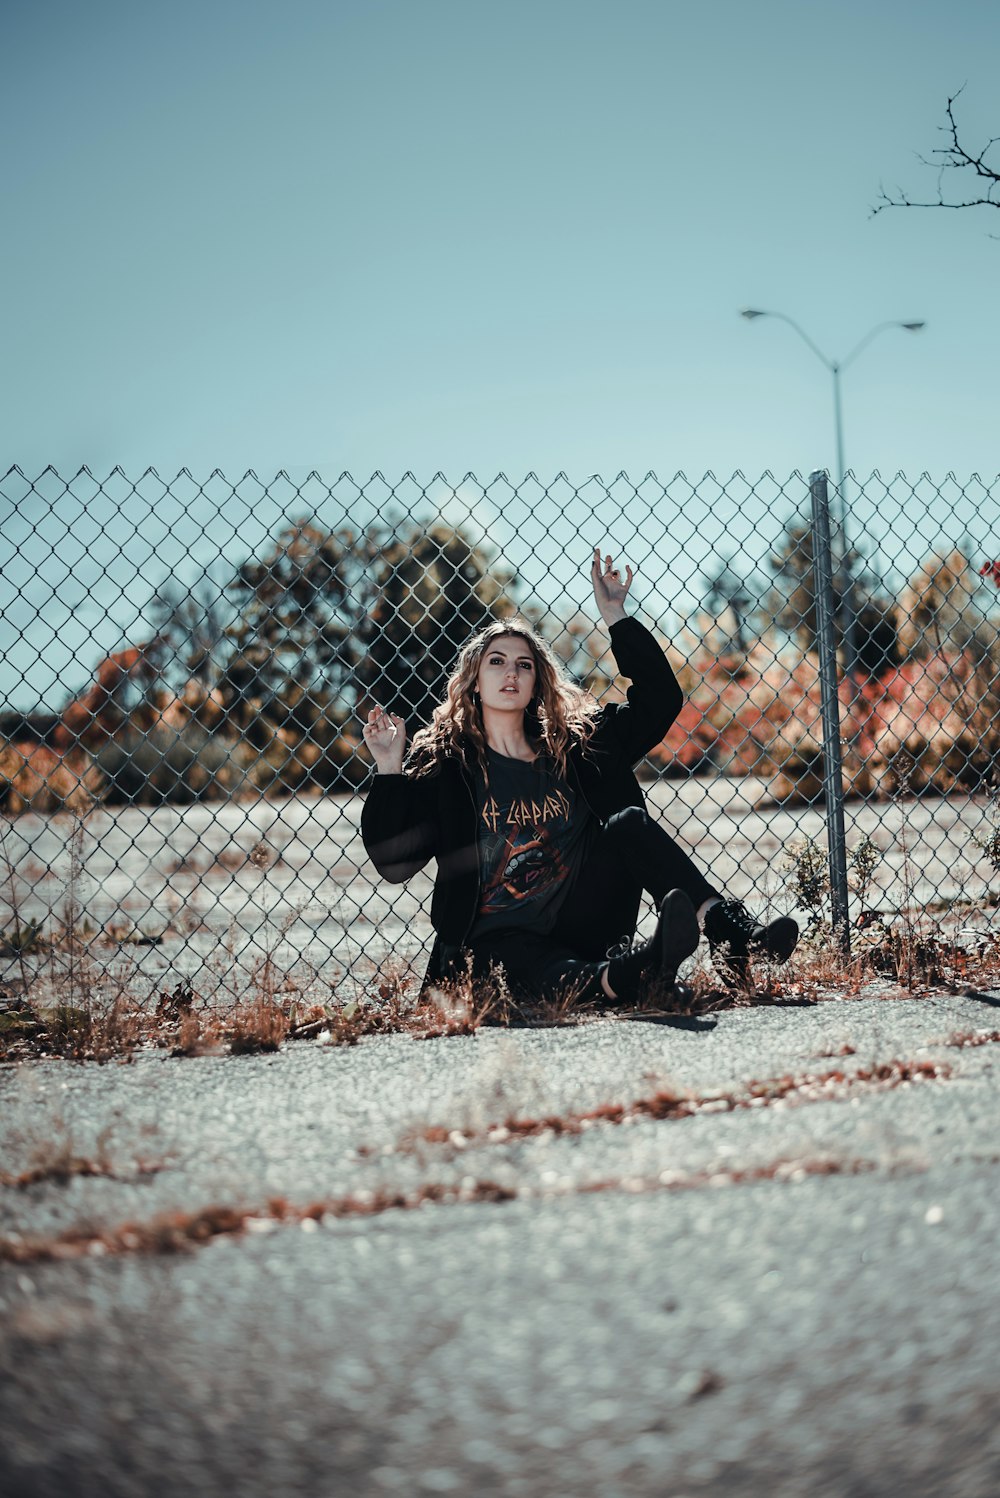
xmin=741 ymin=308 xmax=925 ymax=677
xmin=739 ymin=308 xmax=925 ymax=505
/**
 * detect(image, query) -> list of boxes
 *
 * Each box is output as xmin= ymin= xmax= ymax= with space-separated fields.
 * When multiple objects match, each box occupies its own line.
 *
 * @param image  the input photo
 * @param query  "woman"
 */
xmin=361 ymin=547 xmax=798 ymax=1009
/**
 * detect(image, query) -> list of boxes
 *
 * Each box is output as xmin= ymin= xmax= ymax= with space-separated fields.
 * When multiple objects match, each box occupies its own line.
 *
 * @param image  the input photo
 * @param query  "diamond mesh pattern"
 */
xmin=2 ymin=466 xmax=999 ymax=996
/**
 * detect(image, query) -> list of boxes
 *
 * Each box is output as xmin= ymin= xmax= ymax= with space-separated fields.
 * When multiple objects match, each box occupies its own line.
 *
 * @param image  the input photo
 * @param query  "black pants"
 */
xmin=464 ymin=806 xmax=719 ymax=1003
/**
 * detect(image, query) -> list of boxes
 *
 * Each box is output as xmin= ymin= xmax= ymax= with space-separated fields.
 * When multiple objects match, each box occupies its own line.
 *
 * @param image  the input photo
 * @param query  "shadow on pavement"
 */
xmin=618 ymin=1012 xmax=718 ymax=1032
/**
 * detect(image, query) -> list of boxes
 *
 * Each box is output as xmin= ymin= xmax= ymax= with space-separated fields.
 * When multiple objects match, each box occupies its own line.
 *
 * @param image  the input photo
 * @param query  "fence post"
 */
xmin=809 ymin=469 xmax=851 ymax=954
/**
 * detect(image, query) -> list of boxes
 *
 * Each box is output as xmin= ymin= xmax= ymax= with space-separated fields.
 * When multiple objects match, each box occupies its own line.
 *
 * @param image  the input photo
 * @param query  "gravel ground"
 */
xmin=2 ymin=987 xmax=999 ymax=1497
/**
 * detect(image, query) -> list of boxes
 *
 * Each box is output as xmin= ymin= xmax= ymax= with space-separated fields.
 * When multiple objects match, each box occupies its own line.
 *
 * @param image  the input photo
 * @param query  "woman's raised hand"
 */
xmin=362 ymin=705 xmax=407 ymax=773
xmin=591 ymin=546 xmax=634 ymax=624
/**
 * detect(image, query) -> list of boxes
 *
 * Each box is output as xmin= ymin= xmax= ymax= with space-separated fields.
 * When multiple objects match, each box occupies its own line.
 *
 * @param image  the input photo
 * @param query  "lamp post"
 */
xmin=740 ymin=308 xmax=925 ymax=673
xmin=740 ymin=309 xmax=924 ymax=505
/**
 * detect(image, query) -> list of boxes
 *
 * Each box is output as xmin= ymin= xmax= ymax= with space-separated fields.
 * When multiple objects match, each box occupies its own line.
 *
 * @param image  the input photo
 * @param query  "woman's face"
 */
xmin=475 ymin=635 xmax=537 ymax=715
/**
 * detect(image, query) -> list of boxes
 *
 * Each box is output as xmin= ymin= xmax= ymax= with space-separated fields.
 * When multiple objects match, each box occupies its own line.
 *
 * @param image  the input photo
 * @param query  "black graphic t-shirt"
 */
xmin=469 ymin=748 xmax=594 ymax=939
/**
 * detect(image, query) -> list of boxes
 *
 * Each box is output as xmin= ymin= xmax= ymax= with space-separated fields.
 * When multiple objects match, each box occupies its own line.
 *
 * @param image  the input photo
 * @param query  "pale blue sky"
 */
xmin=2 ymin=0 xmax=999 ymax=707
xmin=3 ymin=0 xmax=998 ymax=479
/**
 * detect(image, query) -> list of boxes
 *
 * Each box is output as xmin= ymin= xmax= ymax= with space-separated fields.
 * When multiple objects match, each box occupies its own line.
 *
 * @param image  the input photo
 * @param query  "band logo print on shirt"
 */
xmin=479 ymin=788 xmax=571 ymax=833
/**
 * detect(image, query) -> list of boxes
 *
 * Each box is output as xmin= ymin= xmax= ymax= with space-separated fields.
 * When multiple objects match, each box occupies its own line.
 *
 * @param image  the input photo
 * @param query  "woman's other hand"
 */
xmin=591 ymin=546 xmax=633 ymax=624
xmin=362 ymin=705 xmax=407 ymax=773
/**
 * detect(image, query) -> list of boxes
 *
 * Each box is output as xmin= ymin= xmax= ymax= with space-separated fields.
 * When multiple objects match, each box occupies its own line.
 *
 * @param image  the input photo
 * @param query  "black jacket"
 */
xmin=360 ymin=617 xmax=682 ymax=983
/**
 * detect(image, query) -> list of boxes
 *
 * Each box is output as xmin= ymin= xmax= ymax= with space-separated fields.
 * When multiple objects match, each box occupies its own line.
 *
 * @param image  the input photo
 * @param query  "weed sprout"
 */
xmin=848 ymin=834 xmax=881 ymax=908
xmin=974 ymin=786 xmax=1000 ymax=878
xmin=783 ymin=838 xmax=830 ymax=934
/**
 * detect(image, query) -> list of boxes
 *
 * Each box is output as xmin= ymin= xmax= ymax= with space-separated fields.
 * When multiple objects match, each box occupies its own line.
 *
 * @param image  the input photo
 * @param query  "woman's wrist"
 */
xmin=599 ymin=605 xmax=628 ymax=626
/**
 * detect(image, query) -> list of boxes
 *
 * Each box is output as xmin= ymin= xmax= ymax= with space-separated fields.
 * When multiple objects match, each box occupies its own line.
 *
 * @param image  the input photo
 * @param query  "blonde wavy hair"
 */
xmin=407 ymin=618 xmax=600 ymax=777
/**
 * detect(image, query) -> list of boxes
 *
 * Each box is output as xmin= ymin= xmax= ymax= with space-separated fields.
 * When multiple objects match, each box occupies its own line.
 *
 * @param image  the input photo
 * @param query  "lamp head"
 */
xmin=740 ymin=308 xmax=766 ymax=320
xmin=902 ymin=321 xmax=925 ymax=331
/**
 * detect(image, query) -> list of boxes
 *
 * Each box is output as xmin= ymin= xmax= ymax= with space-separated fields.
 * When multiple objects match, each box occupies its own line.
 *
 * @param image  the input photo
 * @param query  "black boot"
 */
xmin=703 ymin=900 xmax=799 ymax=984
xmin=606 ymin=889 xmax=700 ymax=1005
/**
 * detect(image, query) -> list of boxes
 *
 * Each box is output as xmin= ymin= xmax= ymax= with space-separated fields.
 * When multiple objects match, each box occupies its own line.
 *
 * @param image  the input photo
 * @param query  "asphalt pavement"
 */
xmin=1 ymin=988 xmax=999 ymax=1498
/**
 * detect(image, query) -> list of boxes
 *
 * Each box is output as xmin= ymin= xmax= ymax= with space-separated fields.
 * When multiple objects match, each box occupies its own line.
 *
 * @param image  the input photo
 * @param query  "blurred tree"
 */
xmin=222 ymin=521 xmax=378 ymax=742
xmin=543 ymin=609 xmax=617 ymax=698
xmin=768 ymin=519 xmax=898 ymax=677
xmin=359 ymin=524 xmax=514 ymax=727
xmin=852 ymin=600 xmax=901 ymax=681
xmin=898 ymin=547 xmax=992 ymax=659
xmin=702 ymin=557 xmax=768 ymax=657
xmin=891 ymin=547 xmax=1000 ymax=791
xmin=219 ymin=517 xmax=514 ymax=793
xmin=149 ymin=576 xmax=229 ymax=689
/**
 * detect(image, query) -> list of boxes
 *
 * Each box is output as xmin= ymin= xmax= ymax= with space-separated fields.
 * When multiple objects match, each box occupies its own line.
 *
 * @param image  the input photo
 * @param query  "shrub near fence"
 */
xmin=2 ymin=466 xmax=1000 ymax=998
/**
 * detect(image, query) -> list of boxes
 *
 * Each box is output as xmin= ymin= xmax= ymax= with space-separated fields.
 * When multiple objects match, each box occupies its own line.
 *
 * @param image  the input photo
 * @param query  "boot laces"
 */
xmin=724 ymin=901 xmax=757 ymax=935
xmin=605 ymin=934 xmax=635 ymax=961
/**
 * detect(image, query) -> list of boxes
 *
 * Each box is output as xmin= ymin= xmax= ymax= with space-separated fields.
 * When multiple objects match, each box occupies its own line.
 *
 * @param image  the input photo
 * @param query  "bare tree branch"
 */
xmin=872 ymin=89 xmax=1000 ymax=222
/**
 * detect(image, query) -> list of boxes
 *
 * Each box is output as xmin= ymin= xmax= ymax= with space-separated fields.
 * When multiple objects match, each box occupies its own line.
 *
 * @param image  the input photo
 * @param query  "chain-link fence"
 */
xmin=2 ymin=466 xmax=999 ymax=1000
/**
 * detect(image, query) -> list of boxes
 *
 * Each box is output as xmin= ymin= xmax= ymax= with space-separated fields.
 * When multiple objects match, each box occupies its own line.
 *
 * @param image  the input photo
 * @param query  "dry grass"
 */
xmin=0 ymin=946 xmax=500 ymax=1062
xmin=170 ymin=1007 xmax=226 ymax=1058
xmin=943 ymin=1028 xmax=1000 ymax=1049
xmin=46 ymin=994 xmax=145 ymax=1062
xmin=408 ymin=1055 xmax=955 ymax=1151
xmin=1 ymin=1147 xmax=167 ymax=1190
xmin=0 ymin=1109 xmax=170 ymax=1190
xmin=3 ymin=920 xmax=998 ymax=1063
xmin=228 ymin=998 xmax=289 ymax=1055
xmin=0 ymin=1154 xmax=890 ymax=1266
xmin=4 ymin=829 xmax=1000 ymax=1067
